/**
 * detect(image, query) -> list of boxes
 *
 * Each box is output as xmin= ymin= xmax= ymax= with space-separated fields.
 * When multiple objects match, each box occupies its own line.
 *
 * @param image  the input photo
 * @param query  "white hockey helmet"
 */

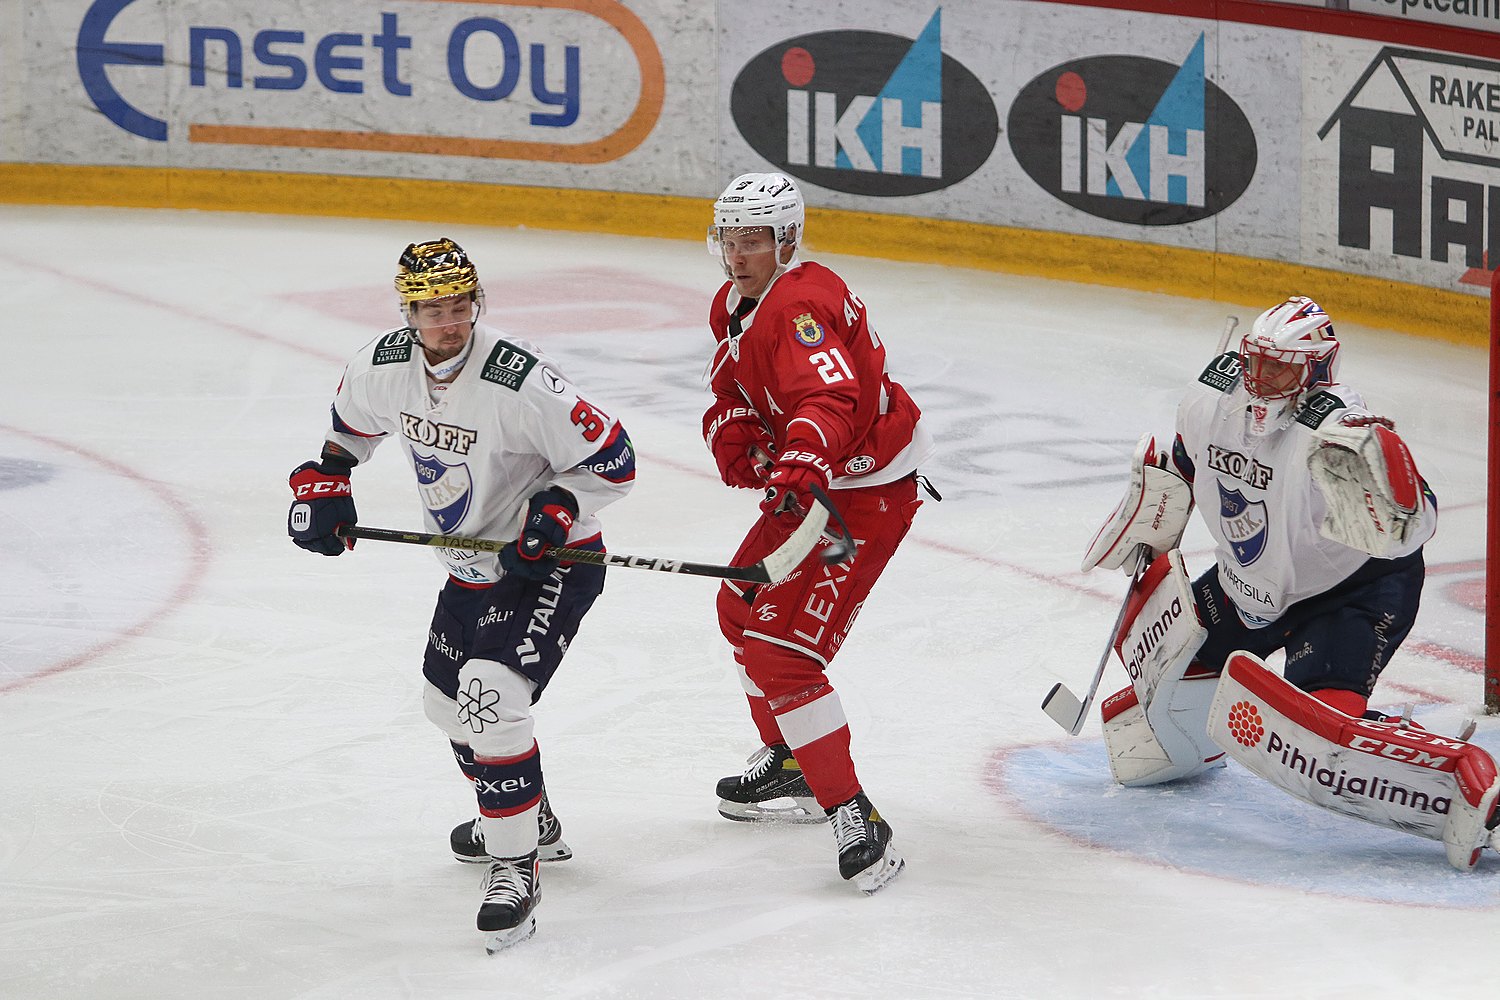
xmin=707 ymin=172 xmax=805 ymax=258
xmin=1239 ymin=296 xmax=1340 ymax=400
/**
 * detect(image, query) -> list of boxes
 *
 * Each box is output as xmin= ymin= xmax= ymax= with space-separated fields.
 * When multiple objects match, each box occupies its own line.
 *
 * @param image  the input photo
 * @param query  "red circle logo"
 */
xmin=1226 ymin=701 xmax=1265 ymax=747
xmin=781 ymin=47 xmax=815 ymax=87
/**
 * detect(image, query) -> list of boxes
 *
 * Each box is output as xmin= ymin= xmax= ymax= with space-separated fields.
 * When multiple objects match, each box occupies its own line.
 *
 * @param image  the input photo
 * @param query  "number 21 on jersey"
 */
xmin=809 ymin=348 xmax=854 ymax=384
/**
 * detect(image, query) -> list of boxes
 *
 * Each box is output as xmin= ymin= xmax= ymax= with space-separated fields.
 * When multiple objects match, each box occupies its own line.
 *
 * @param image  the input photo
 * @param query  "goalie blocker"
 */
xmin=1208 ymin=652 xmax=1500 ymax=872
xmin=1082 ymin=433 xmax=1194 ymax=574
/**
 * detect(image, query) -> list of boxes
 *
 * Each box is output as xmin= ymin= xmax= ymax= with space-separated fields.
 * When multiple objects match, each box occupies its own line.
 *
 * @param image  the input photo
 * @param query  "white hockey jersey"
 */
xmin=1174 ymin=351 xmax=1436 ymax=627
xmin=323 ymin=323 xmax=634 ymax=585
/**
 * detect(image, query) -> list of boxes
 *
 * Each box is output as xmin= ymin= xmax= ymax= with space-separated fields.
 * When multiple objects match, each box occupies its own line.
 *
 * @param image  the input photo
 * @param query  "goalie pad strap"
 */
xmin=1208 ymin=652 xmax=1500 ymax=871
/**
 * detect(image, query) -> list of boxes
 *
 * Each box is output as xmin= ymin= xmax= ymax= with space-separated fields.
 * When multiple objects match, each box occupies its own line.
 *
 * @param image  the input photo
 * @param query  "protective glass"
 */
xmin=706 ymin=226 xmax=779 ymax=258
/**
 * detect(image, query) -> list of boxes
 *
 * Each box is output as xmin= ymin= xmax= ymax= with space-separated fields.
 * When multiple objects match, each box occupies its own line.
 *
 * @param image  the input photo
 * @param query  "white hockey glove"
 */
xmin=1307 ymin=415 xmax=1425 ymax=558
xmin=1082 ymin=433 xmax=1194 ymax=573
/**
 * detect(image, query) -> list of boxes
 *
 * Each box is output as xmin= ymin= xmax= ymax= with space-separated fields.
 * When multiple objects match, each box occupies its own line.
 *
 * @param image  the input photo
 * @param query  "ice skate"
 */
xmin=716 ymin=743 xmax=826 ymax=823
xmin=477 ymin=852 xmax=540 ymax=954
xmin=452 ymin=790 xmax=572 ymax=863
xmin=828 ymin=792 xmax=904 ymax=894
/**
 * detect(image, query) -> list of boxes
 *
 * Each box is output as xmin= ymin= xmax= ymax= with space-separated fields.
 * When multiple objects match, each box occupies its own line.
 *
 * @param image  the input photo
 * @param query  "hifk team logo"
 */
xmin=730 ymin=10 xmax=999 ymax=196
xmin=413 ymin=453 xmax=473 ymax=531
xmin=1008 ymin=35 xmax=1257 ymax=225
xmin=1217 ymin=481 xmax=1268 ymax=566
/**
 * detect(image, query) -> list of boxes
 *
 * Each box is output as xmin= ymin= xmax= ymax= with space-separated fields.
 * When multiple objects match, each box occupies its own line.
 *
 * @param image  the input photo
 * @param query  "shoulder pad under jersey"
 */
xmin=1294 ymin=389 xmax=1348 ymax=429
xmin=372 ymin=329 xmax=417 ymax=366
xmin=1196 ymin=351 xmax=1242 ymax=393
xmin=477 ymin=338 xmax=539 ymax=391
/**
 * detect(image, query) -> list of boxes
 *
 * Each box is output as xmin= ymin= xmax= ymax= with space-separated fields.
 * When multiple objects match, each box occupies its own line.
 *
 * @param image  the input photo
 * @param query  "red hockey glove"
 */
xmin=760 ymin=450 xmax=833 ymax=517
xmin=287 ymin=459 xmax=357 ymax=556
xmin=500 ymin=486 xmax=578 ymax=581
xmin=704 ymin=404 xmax=774 ymax=489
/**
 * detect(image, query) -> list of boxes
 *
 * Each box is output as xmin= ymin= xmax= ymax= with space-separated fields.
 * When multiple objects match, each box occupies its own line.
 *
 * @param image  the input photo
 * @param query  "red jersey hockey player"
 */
xmin=702 ymin=172 xmax=935 ymax=894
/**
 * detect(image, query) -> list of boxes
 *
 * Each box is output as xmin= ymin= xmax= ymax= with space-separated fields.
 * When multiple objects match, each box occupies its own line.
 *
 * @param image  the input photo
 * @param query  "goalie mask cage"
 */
xmin=1490 ymin=267 xmax=1500 ymax=713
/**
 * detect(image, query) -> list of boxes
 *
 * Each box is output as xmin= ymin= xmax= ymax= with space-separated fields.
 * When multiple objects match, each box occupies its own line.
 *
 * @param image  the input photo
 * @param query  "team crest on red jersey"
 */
xmin=792 ymin=313 xmax=825 ymax=347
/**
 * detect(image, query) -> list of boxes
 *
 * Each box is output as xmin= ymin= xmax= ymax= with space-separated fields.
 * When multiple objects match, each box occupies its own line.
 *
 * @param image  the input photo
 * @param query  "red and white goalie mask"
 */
xmin=1240 ymin=296 xmax=1340 ymax=401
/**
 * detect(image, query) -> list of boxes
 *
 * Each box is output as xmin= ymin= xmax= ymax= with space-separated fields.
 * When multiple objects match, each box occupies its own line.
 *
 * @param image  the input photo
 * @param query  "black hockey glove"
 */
xmin=287 ymin=458 xmax=357 ymax=556
xmin=501 ymin=486 xmax=578 ymax=581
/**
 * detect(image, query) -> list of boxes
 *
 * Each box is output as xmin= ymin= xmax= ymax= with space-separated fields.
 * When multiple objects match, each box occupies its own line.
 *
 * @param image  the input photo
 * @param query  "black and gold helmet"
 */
xmin=394 ymin=238 xmax=480 ymax=304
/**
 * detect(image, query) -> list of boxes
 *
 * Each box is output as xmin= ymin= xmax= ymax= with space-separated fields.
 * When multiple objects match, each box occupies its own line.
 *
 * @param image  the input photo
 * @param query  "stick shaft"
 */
xmin=337 ymin=525 xmax=771 ymax=582
xmin=336 ymin=488 xmax=840 ymax=585
xmin=1041 ymin=548 xmax=1147 ymax=734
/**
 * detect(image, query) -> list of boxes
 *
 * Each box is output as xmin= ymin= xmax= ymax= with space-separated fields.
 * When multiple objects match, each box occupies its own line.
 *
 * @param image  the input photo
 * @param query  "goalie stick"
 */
xmin=336 ymin=485 xmax=854 ymax=584
xmin=1041 ymin=547 xmax=1148 ymax=735
xmin=1046 ymin=317 xmax=1238 ymax=733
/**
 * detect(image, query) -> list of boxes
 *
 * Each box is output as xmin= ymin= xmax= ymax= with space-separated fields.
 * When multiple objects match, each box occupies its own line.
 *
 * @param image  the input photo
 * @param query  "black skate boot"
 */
xmin=715 ymin=744 xmax=826 ymax=824
xmin=452 ymin=790 xmax=573 ymax=864
xmin=477 ymin=851 xmax=540 ymax=955
xmin=827 ymin=791 xmax=904 ymax=894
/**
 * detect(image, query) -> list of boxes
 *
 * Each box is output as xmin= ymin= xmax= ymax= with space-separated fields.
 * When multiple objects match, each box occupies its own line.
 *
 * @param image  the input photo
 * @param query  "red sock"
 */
xmin=1311 ymin=688 xmax=1367 ymax=717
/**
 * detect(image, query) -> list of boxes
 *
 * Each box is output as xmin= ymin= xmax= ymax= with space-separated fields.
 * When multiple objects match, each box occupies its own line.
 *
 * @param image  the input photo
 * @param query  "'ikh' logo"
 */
xmin=730 ymin=10 xmax=998 ymax=196
xmin=1008 ymin=35 xmax=1256 ymax=225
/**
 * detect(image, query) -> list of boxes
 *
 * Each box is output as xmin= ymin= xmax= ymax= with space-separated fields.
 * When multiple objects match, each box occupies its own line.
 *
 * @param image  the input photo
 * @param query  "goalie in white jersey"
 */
xmin=286 ymin=238 xmax=635 ymax=950
xmin=1081 ymin=298 xmax=1498 ymax=870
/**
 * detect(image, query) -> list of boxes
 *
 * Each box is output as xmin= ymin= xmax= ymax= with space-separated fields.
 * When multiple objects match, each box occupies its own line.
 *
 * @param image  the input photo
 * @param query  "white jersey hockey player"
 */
xmin=1081 ymin=296 xmax=1498 ymax=871
xmin=287 ymin=238 xmax=635 ymax=950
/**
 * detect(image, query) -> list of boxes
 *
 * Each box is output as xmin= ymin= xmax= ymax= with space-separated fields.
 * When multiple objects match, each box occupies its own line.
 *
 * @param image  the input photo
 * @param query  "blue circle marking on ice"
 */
xmin=0 ymin=457 xmax=57 ymax=490
xmin=999 ymin=740 xmax=1500 ymax=908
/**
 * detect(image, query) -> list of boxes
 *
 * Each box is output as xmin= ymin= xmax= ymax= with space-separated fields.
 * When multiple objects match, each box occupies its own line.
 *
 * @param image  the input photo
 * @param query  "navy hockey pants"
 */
xmin=1190 ymin=549 xmax=1425 ymax=698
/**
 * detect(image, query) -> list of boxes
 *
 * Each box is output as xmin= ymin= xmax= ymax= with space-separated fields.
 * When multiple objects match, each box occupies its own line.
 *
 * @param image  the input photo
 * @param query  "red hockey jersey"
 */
xmin=703 ymin=261 xmax=932 ymax=487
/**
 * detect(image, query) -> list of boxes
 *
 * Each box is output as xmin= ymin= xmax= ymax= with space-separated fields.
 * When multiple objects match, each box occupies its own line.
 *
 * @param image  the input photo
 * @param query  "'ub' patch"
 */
xmin=792 ymin=312 xmax=825 ymax=347
xmin=1217 ymin=481 xmax=1268 ymax=566
xmin=413 ymin=452 xmax=474 ymax=531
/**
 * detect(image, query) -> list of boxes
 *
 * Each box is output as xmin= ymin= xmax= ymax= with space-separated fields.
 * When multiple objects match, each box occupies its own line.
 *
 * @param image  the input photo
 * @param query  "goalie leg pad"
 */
xmin=1082 ymin=433 xmax=1194 ymax=573
xmin=1101 ymin=673 xmax=1226 ymax=786
xmin=1208 ymin=652 xmax=1500 ymax=871
xmin=1101 ymin=550 xmax=1223 ymax=786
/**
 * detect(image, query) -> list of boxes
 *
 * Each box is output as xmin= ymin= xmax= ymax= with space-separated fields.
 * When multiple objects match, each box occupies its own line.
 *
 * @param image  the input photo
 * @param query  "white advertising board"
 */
xmin=5 ymin=0 xmax=717 ymax=193
xmin=716 ymin=1 xmax=1303 ymax=262
xmin=1347 ymin=0 xmax=1500 ymax=34
xmin=1303 ymin=39 xmax=1500 ymax=293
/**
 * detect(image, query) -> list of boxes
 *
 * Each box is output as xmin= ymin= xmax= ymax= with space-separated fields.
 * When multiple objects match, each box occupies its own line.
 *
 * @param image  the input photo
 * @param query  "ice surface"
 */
xmin=0 ymin=206 xmax=1492 ymax=999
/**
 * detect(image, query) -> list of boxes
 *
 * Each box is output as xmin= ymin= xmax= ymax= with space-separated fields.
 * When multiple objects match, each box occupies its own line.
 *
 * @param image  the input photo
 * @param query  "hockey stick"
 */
xmin=335 ymin=485 xmax=852 ymax=584
xmin=1216 ymin=315 xmax=1240 ymax=354
xmin=1040 ymin=547 xmax=1148 ymax=735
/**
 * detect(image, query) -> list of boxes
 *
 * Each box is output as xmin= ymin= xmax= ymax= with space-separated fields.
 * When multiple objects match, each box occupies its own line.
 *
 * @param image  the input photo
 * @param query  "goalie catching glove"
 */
xmin=1082 ymin=433 xmax=1194 ymax=573
xmin=1307 ymin=415 xmax=1428 ymax=558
